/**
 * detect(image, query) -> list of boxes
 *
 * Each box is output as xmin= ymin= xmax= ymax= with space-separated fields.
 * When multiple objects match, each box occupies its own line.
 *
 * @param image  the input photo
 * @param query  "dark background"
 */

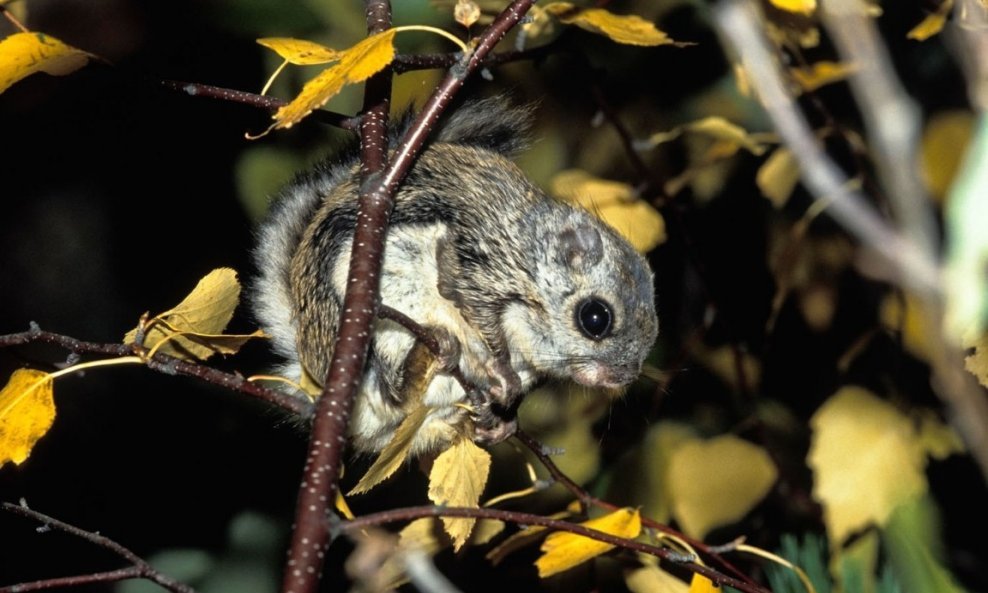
xmin=2 ymin=0 xmax=985 ymax=592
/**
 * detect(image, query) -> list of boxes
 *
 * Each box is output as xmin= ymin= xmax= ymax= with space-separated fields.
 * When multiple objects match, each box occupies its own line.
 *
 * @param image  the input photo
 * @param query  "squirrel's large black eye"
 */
xmin=576 ymin=298 xmax=613 ymax=340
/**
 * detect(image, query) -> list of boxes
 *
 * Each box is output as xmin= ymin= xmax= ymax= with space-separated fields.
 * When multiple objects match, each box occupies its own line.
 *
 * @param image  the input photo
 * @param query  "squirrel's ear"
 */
xmin=557 ymin=224 xmax=604 ymax=270
xmin=436 ymin=95 xmax=535 ymax=156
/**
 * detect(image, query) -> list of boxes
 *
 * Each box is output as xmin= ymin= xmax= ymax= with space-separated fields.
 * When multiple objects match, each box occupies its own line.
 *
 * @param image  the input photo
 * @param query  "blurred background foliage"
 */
xmin=1 ymin=0 xmax=986 ymax=592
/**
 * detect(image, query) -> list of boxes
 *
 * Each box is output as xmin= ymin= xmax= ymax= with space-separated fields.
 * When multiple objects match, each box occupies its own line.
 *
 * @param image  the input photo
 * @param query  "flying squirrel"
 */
xmin=251 ymin=95 xmax=658 ymax=455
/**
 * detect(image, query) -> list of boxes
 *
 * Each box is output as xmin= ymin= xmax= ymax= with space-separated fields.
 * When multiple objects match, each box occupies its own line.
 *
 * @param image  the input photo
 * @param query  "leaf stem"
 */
xmin=393 ymin=25 xmax=470 ymax=53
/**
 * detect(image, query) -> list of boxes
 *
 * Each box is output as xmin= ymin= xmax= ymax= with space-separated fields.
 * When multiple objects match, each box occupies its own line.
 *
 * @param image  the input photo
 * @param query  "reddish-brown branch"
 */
xmin=1 ymin=503 xmax=195 ymax=593
xmin=158 ymin=79 xmax=359 ymax=130
xmin=281 ymin=4 xmax=536 ymax=593
xmin=0 ymin=326 xmax=312 ymax=417
xmin=339 ymin=505 xmax=772 ymax=593
xmin=513 ymin=429 xmax=760 ymax=588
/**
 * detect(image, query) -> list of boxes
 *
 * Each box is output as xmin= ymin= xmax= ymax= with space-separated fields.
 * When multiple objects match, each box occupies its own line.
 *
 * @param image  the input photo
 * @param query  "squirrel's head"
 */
xmin=503 ymin=204 xmax=658 ymax=389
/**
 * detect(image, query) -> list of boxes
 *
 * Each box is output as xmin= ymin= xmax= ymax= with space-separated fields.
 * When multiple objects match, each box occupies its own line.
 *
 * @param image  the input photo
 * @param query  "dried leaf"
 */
xmin=908 ymin=0 xmax=954 ymax=41
xmin=551 ymin=169 xmax=666 ymax=253
xmin=807 ymin=387 xmax=960 ymax=546
xmin=641 ymin=117 xmax=774 ymax=156
xmin=688 ymin=574 xmax=721 ymax=593
xmin=964 ymin=331 xmax=988 ymax=388
xmin=768 ymin=0 xmax=817 ymax=15
xmin=0 ymin=31 xmax=93 ymax=94
xmin=0 ymin=369 xmax=55 ymax=467
xmin=428 ymin=436 xmax=492 ymax=551
xmin=454 ymin=0 xmax=481 ymax=28
xmin=757 ymin=147 xmax=801 ymax=208
xmin=536 ymin=507 xmax=641 ymax=577
xmin=270 ymin=29 xmax=396 ymax=132
xmin=667 ymin=435 xmax=777 ymax=539
xmin=544 ymin=2 xmax=690 ymax=47
xmin=257 ymin=37 xmax=342 ymax=65
xmin=123 ymin=268 xmax=242 ymax=361
xmin=790 ymin=61 xmax=857 ymax=93
xmin=350 ymin=342 xmax=439 ymax=495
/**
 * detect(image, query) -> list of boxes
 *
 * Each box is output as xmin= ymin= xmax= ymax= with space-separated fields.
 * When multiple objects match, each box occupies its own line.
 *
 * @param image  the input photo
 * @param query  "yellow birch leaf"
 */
xmin=688 ymin=574 xmax=721 ymax=593
xmin=807 ymin=387 xmax=932 ymax=546
xmin=921 ymin=110 xmax=975 ymax=203
xmin=908 ymin=0 xmax=953 ymax=41
xmin=757 ymin=146 xmax=801 ymax=208
xmin=768 ymin=0 xmax=817 ymax=16
xmin=667 ymin=435 xmax=777 ymax=539
xmin=350 ymin=342 xmax=438 ymax=495
xmin=270 ymin=29 xmax=397 ymax=131
xmin=257 ymin=38 xmax=342 ymax=65
xmin=470 ymin=518 xmax=505 ymax=545
xmin=626 ymin=561 xmax=690 ymax=593
xmin=454 ymin=0 xmax=481 ymax=28
xmin=544 ymin=2 xmax=690 ymax=47
xmin=428 ymin=436 xmax=492 ymax=551
xmin=635 ymin=422 xmax=699 ymax=525
xmin=123 ymin=268 xmax=241 ymax=362
xmin=790 ymin=61 xmax=857 ymax=93
xmin=879 ymin=293 xmax=935 ymax=362
xmin=171 ymin=329 xmax=266 ymax=356
xmin=0 ymin=31 xmax=94 ymax=94
xmin=0 ymin=369 xmax=55 ymax=467
xmin=964 ymin=331 xmax=988 ymax=388
xmin=641 ymin=117 xmax=774 ymax=156
xmin=379 ymin=517 xmax=446 ymax=589
xmin=551 ymin=169 xmax=667 ymax=253
xmin=486 ymin=508 xmax=574 ymax=565
xmin=536 ymin=507 xmax=642 ymax=578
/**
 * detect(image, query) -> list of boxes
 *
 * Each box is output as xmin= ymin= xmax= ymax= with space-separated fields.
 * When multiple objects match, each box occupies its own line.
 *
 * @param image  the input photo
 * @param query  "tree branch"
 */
xmin=339 ymin=505 xmax=772 ymax=593
xmin=279 ymin=4 xmax=536 ymax=592
xmin=1 ymin=502 xmax=195 ymax=593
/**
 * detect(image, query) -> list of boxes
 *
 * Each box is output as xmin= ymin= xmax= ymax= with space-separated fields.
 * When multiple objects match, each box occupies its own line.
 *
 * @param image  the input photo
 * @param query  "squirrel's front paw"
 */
xmin=484 ymin=356 xmax=523 ymax=408
xmin=469 ymin=403 xmax=518 ymax=446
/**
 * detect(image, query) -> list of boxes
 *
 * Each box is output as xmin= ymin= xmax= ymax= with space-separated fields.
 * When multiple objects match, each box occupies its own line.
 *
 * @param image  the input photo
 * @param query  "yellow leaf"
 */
xmin=551 ymin=170 xmax=667 ymax=253
xmin=807 ymin=387 xmax=947 ymax=546
xmin=908 ymin=0 xmax=954 ymax=41
xmin=470 ymin=519 xmax=505 ymax=545
xmin=626 ymin=560 xmax=690 ymax=593
xmin=642 ymin=117 xmax=774 ymax=156
xmin=0 ymin=31 xmax=93 ymax=94
xmin=487 ymin=508 xmax=574 ymax=565
xmin=757 ymin=147 xmax=801 ymax=208
xmin=350 ymin=342 xmax=438 ymax=495
xmin=428 ymin=436 xmax=492 ymax=551
xmin=536 ymin=508 xmax=642 ymax=578
xmin=688 ymin=574 xmax=721 ymax=593
xmin=256 ymin=37 xmax=342 ymax=65
xmin=123 ymin=268 xmax=242 ymax=362
xmin=768 ymin=0 xmax=817 ymax=15
xmin=667 ymin=435 xmax=777 ymax=539
xmin=790 ymin=61 xmax=857 ymax=93
xmin=454 ymin=0 xmax=481 ymax=27
xmin=544 ymin=2 xmax=689 ymax=47
xmin=879 ymin=293 xmax=935 ymax=362
xmin=379 ymin=517 xmax=446 ymax=589
xmin=634 ymin=421 xmax=698 ymax=525
xmin=270 ymin=29 xmax=397 ymax=132
xmin=0 ymin=369 xmax=55 ymax=467
xmin=964 ymin=331 xmax=988 ymax=389
xmin=920 ymin=110 xmax=975 ymax=203
xmin=335 ymin=490 xmax=356 ymax=520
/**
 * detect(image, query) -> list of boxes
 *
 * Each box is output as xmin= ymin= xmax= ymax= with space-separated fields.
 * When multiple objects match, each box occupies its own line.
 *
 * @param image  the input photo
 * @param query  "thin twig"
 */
xmin=1 ymin=502 xmax=195 ymax=593
xmin=158 ymin=79 xmax=360 ymax=131
xmin=281 ymin=4 xmax=536 ymax=593
xmin=819 ymin=0 xmax=939 ymax=264
xmin=339 ymin=505 xmax=772 ymax=593
xmin=0 ymin=326 xmax=312 ymax=417
xmin=712 ymin=0 xmax=941 ymax=298
xmin=513 ymin=429 xmax=760 ymax=587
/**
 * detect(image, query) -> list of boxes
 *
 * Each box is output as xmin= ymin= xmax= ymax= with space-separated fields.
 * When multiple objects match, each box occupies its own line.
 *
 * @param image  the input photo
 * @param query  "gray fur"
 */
xmin=251 ymin=97 xmax=658 ymax=455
